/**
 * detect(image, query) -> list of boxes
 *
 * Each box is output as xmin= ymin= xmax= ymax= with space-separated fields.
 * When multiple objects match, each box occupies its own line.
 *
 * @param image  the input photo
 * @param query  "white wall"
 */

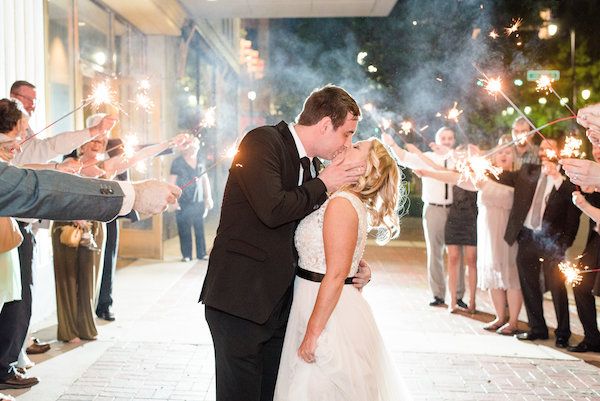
xmin=0 ymin=0 xmax=47 ymax=131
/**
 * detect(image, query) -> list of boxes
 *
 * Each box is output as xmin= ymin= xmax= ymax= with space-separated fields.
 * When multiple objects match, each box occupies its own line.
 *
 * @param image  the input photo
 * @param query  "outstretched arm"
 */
xmin=417 ymin=169 xmax=479 ymax=191
xmin=297 ymin=197 xmax=357 ymax=363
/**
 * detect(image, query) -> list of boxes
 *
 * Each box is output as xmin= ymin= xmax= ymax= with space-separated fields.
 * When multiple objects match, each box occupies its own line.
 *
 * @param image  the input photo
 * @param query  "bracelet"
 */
xmin=54 ymin=162 xmax=59 ymax=170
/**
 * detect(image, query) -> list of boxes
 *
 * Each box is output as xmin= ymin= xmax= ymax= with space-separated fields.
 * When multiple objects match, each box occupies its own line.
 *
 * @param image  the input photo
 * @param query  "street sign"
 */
xmin=527 ymin=70 xmax=560 ymax=81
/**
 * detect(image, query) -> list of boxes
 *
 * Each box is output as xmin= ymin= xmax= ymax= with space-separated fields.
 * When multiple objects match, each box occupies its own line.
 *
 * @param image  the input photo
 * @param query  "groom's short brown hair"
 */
xmin=296 ymin=85 xmax=361 ymax=130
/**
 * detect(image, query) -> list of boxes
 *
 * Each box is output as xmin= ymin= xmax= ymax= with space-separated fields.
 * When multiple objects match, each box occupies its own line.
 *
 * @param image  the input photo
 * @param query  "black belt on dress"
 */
xmin=427 ymin=203 xmax=452 ymax=208
xmin=296 ymin=267 xmax=355 ymax=285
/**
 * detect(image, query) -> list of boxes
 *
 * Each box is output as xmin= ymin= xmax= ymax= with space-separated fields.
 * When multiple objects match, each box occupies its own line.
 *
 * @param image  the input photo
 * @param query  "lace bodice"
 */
xmin=295 ymin=191 xmax=367 ymax=277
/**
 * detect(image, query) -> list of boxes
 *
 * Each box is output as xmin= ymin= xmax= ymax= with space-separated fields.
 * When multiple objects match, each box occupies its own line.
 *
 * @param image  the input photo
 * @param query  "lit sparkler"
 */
xmin=138 ymin=78 xmax=151 ymax=92
xmin=225 ymin=144 xmax=239 ymax=159
xmin=363 ymin=103 xmax=374 ymax=112
xmin=559 ymin=261 xmax=584 ymax=287
xmin=504 ymin=18 xmax=523 ymax=36
xmin=456 ymin=155 xmax=502 ymax=185
xmin=134 ymin=160 xmax=148 ymax=174
xmin=381 ymin=118 xmax=392 ymax=131
xmin=489 ymin=30 xmax=499 ymax=39
xmin=85 ymin=80 xmax=122 ymax=112
xmin=445 ymin=102 xmax=463 ymax=122
xmin=200 ymin=107 xmax=217 ymax=128
xmin=535 ymin=75 xmax=577 ymax=116
xmin=122 ymin=135 xmax=140 ymax=159
xmin=544 ymin=148 xmax=558 ymax=161
xmin=400 ymin=120 xmax=413 ymax=134
xmin=560 ymin=136 xmax=584 ymax=158
xmin=134 ymin=92 xmax=154 ymax=113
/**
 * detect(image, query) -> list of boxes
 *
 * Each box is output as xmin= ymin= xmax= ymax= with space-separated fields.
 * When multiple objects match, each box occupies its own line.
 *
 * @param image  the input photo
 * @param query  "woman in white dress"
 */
xmin=274 ymin=138 xmax=410 ymax=401
xmin=415 ymin=135 xmax=523 ymax=335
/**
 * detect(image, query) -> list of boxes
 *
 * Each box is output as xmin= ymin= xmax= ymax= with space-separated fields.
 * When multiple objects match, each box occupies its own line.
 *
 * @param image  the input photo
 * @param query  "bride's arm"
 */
xmin=298 ymin=197 xmax=358 ymax=363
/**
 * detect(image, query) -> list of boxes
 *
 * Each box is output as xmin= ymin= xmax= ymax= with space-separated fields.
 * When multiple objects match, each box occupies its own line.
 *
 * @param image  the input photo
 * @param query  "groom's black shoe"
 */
xmin=429 ymin=297 xmax=445 ymax=307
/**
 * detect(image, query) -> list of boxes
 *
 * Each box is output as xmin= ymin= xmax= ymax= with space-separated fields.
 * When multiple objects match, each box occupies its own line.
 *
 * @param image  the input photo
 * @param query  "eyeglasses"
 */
xmin=14 ymin=93 xmax=37 ymax=104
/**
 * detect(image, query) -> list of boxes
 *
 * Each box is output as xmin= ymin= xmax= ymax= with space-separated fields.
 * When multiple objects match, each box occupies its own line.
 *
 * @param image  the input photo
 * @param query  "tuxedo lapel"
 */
xmin=276 ymin=121 xmax=301 ymax=185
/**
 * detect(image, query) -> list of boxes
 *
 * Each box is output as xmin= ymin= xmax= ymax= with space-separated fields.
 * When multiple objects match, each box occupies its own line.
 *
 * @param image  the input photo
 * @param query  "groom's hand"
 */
xmin=353 ymin=259 xmax=372 ymax=290
xmin=318 ymin=155 xmax=365 ymax=193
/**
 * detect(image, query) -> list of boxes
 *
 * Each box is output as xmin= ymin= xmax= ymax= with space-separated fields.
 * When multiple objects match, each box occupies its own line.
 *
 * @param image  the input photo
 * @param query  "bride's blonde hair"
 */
xmin=343 ymin=138 xmax=404 ymax=245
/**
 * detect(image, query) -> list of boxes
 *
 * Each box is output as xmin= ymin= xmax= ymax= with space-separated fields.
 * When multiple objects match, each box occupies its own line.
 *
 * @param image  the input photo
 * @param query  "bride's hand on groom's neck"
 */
xmin=318 ymin=157 xmax=365 ymax=193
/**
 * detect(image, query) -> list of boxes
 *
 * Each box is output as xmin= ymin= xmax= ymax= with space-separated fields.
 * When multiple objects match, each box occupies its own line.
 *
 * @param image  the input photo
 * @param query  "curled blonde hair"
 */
xmin=343 ymin=138 xmax=405 ymax=245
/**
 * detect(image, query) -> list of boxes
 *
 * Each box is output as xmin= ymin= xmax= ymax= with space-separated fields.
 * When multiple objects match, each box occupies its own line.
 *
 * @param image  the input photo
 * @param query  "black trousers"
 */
xmin=573 ymin=269 xmax=600 ymax=345
xmin=0 ymin=223 xmax=34 ymax=379
xmin=175 ymin=202 xmax=206 ymax=259
xmin=205 ymin=286 xmax=293 ymax=401
xmin=516 ymin=228 xmax=570 ymax=338
xmin=96 ymin=219 xmax=119 ymax=314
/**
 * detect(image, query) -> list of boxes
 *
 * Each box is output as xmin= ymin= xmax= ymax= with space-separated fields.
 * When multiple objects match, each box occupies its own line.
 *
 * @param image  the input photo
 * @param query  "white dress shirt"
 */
xmin=524 ymin=173 xmax=564 ymax=231
xmin=288 ymin=123 xmax=315 ymax=185
xmin=399 ymin=150 xmax=454 ymax=205
xmin=12 ymin=128 xmax=92 ymax=166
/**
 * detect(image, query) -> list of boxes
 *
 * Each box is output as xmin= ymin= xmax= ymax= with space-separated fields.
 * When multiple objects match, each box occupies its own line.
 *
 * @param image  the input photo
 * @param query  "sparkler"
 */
xmin=560 ymin=136 xmax=584 ymax=159
xmin=535 ymin=75 xmax=577 ymax=117
xmin=504 ymin=18 xmax=523 ymax=36
xmin=559 ymin=261 xmax=583 ymax=287
xmin=489 ymin=30 xmax=499 ymax=39
xmin=133 ymin=92 xmax=154 ymax=113
xmin=400 ymin=121 xmax=413 ymax=134
xmin=445 ymin=102 xmax=463 ymax=123
xmin=122 ymin=135 xmax=140 ymax=159
xmin=483 ymin=115 xmax=577 ymax=158
xmin=456 ymin=156 xmax=502 ymax=185
xmin=200 ymin=107 xmax=217 ymax=128
xmin=23 ymin=80 xmax=123 ymax=144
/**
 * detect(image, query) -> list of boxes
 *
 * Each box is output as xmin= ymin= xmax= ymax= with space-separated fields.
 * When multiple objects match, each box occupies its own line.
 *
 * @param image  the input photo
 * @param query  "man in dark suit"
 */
xmin=200 ymin=85 xmax=369 ymax=401
xmin=499 ymin=138 xmax=581 ymax=347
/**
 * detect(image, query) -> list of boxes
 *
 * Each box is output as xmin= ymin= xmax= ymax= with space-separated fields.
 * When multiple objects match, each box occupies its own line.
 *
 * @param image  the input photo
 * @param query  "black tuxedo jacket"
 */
xmin=498 ymin=163 xmax=580 ymax=252
xmin=200 ymin=121 xmax=328 ymax=324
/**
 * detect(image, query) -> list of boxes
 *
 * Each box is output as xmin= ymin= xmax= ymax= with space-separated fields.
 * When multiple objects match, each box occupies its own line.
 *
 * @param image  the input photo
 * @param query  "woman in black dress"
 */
xmin=445 ymin=184 xmax=478 ymax=313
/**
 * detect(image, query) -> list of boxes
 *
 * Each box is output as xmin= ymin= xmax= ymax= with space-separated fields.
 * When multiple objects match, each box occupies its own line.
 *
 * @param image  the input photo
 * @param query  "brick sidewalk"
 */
xmin=7 ymin=241 xmax=600 ymax=401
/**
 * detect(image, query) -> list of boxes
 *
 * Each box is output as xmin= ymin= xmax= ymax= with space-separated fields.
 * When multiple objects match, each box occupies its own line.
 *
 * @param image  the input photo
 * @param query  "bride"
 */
xmin=274 ymin=138 xmax=410 ymax=401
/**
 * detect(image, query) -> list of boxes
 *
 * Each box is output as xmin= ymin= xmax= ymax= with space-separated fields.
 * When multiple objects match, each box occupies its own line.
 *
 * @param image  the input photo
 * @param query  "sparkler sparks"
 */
xmin=400 ymin=120 xmax=413 ymax=134
xmin=86 ymin=81 xmax=121 ymax=112
xmin=122 ymin=135 xmax=140 ymax=159
xmin=200 ymin=107 xmax=217 ymax=128
xmin=134 ymin=92 xmax=154 ymax=113
xmin=484 ymin=77 xmax=502 ymax=96
xmin=138 ymin=78 xmax=151 ymax=91
xmin=445 ymin=102 xmax=463 ymax=122
xmin=559 ymin=261 xmax=583 ymax=287
xmin=363 ymin=103 xmax=374 ymax=112
xmin=225 ymin=144 xmax=239 ymax=159
xmin=489 ymin=30 xmax=499 ymax=39
xmin=456 ymin=155 xmax=502 ymax=185
xmin=560 ymin=136 xmax=584 ymax=158
xmin=504 ymin=18 xmax=523 ymax=36
xmin=536 ymin=75 xmax=554 ymax=93
xmin=381 ymin=118 xmax=392 ymax=131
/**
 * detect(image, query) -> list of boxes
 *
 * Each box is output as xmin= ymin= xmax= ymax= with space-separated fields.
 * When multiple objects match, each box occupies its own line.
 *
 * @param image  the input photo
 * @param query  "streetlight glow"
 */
xmin=524 ymin=106 xmax=532 ymax=115
xmin=247 ymin=91 xmax=257 ymax=101
xmin=582 ymin=89 xmax=591 ymax=100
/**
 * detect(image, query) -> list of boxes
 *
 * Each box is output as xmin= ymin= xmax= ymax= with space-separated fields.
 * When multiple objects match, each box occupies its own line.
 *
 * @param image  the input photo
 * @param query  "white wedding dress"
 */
xmin=274 ymin=191 xmax=410 ymax=401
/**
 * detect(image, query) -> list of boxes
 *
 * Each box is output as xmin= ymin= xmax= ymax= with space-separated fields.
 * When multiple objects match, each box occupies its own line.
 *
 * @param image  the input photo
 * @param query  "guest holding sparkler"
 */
xmin=168 ymin=136 xmax=214 ymax=262
xmin=566 ymin=145 xmax=600 ymax=353
xmin=500 ymin=138 xmax=580 ymax=347
xmin=382 ymin=128 xmax=468 ymax=309
xmin=511 ymin=117 xmax=540 ymax=169
xmin=415 ymin=135 xmax=523 ymax=333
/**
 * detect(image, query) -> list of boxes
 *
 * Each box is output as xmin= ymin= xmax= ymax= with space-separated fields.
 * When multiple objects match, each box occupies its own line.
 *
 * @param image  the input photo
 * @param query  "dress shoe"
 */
xmin=456 ymin=299 xmax=468 ymax=309
xmin=555 ymin=336 xmax=570 ymax=348
xmin=97 ymin=309 xmax=115 ymax=322
xmin=567 ymin=341 xmax=600 ymax=353
xmin=429 ymin=297 xmax=445 ymax=307
xmin=25 ymin=341 xmax=50 ymax=355
xmin=515 ymin=331 xmax=549 ymax=341
xmin=0 ymin=372 xmax=39 ymax=390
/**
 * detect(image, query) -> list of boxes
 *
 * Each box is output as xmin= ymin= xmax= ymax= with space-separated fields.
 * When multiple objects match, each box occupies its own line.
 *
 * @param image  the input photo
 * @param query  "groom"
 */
xmin=201 ymin=85 xmax=370 ymax=401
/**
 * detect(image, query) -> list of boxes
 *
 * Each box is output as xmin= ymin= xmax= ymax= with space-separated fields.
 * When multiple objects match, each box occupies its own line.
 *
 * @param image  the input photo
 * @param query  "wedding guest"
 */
xmin=511 ymin=117 xmax=540 ymax=169
xmin=168 ymin=137 xmax=214 ymax=261
xmin=501 ymin=139 xmax=580 ymax=348
xmin=383 ymin=128 xmax=467 ymax=308
xmin=417 ymin=136 xmax=523 ymax=333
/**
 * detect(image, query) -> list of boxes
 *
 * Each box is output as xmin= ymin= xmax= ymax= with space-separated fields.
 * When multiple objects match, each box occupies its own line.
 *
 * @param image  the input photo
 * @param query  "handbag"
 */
xmin=59 ymin=225 xmax=83 ymax=248
xmin=0 ymin=217 xmax=23 ymax=253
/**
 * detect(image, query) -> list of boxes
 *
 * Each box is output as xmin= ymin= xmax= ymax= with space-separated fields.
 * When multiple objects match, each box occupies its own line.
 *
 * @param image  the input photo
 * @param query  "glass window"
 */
xmin=78 ymin=0 xmax=110 ymax=72
xmin=47 ymin=0 xmax=76 ymax=133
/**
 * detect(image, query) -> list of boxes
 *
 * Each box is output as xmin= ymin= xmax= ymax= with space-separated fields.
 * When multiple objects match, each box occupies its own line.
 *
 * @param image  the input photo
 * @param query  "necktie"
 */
xmin=530 ymin=173 xmax=547 ymax=229
xmin=443 ymin=159 xmax=449 ymax=200
xmin=300 ymin=157 xmax=312 ymax=184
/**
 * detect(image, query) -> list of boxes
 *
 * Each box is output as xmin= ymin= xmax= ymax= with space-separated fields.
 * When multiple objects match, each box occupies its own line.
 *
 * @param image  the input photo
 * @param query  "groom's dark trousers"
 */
xmin=200 ymin=122 xmax=328 ymax=401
